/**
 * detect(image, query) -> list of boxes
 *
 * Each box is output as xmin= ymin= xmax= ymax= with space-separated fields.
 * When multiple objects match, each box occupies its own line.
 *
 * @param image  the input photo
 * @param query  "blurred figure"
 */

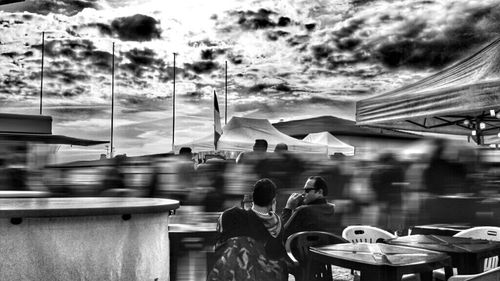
xmin=259 ymin=142 xmax=306 ymax=211
xmin=99 ymin=155 xmax=126 ymax=195
xmin=423 ymin=139 xmax=468 ymax=195
xmin=208 ymin=178 xmax=287 ymax=281
xmin=320 ymin=153 xmax=350 ymax=200
xmin=281 ymin=176 xmax=337 ymax=239
xmin=370 ymin=152 xmax=406 ymax=232
xmin=4 ymin=153 xmax=28 ymax=190
xmin=235 ymin=139 xmax=268 ymax=164
xmin=198 ymin=157 xmax=228 ymax=212
xmin=149 ymin=147 xmax=195 ymax=203
xmin=225 ymin=140 xmax=269 ymax=205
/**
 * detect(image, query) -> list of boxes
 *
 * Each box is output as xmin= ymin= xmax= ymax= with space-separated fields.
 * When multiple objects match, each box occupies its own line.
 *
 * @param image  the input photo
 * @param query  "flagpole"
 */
xmin=110 ymin=42 xmax=115 ymax=158
xmin=40 ymin=31 xmax=44 ymax=115
xmin=213 ymin=90 xmax=222 ymax=152
xmin=172 ymin=52 xmax=177 ymax=153
xmin=225 ymin=61 xmax=227 ymax=124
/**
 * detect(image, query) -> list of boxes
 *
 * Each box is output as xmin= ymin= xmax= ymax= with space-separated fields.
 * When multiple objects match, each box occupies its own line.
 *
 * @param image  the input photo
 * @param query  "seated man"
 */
xmin=281 ymin=176 xmax=337 ymax=239
xmin=208 ymin=178 xmax=287 ymax=281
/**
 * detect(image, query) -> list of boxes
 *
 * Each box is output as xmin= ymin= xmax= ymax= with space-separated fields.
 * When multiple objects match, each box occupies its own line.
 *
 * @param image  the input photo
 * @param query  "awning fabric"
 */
xmin=176 ymin=117 xmax=328 ymax=153
xmin=0 ymin=133 xmax=108 ymax=146
xmin=302 ymin=132 xmax=355 ymax=156
xmin=356 ymin=37 xmax=500 ymax=143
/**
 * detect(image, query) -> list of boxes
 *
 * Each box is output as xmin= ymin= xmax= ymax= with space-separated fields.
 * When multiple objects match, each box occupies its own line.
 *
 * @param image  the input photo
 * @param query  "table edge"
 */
xmin=0 ymin=197 xmax=180 ymax=218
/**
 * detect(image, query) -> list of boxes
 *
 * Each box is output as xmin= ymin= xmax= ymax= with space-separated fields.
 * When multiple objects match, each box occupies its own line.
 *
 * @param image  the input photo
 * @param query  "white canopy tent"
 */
xmin=302 ymin=132 xmax=355 ymax=156
xmin=175 ymin=117 xmax=327 ymax=154
xmin=356 ymin=37 xmax=500 ymax=144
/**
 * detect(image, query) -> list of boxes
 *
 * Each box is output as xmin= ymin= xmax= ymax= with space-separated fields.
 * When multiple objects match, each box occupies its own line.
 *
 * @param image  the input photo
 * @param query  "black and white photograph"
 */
xmin=1 ymin=0 xmax=500 ymax=280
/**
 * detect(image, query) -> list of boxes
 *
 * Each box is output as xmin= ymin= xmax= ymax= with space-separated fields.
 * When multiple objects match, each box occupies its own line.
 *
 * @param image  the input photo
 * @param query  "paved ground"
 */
xmin=288 ymin=267 xmax=355 ymax=281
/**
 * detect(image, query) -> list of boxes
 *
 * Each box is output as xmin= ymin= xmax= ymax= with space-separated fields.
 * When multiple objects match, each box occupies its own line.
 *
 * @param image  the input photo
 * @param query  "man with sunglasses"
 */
xmin=281 ymin=176 xmax=337 ymax=239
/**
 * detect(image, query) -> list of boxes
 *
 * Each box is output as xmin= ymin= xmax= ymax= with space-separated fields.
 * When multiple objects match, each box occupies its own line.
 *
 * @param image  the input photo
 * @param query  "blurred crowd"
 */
xmin=3 ymin=137 xmax=500 ymax=232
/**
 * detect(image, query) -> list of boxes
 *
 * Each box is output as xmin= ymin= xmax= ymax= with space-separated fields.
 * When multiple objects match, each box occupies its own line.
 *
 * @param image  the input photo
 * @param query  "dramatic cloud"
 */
xmin=111 ymin=14 xmax=161 ymax=41
xmin=3 ymin=0 xmax=500 ymax=157
xmin=324 ymin=0 xmax=500 ymax=69
xmin=19 ymin=0 xmax=101 ymax=16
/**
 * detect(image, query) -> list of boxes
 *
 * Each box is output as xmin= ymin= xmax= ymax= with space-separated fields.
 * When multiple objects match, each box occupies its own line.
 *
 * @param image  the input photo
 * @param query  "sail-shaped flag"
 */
xmin=214 ymin=91 xmax=223 ymax=150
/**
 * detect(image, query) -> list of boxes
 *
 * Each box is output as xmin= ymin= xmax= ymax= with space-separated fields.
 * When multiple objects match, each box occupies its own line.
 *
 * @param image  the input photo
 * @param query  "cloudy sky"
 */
xmin=1 ymin=0 xmax=500 ymax=160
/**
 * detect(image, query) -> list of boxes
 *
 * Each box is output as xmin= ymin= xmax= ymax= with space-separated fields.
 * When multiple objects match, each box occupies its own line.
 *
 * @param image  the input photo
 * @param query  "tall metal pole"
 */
xmin=110 ymin=42 xmax=115 ymax=158
xmin=40 ymin=31 xmax=44 ymax=115
xmin=172 ymin=53 xmax=177 ymax=153
xmin=225 ymin=60 xmax=227 ymax=124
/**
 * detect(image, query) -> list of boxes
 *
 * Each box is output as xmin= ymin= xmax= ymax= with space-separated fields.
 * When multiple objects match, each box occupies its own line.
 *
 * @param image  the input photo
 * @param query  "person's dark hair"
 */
xmin=274 ymin=143 xmax=288 ymax=152
xmin=253 ymin=139 xmax=268 ymax=152
xmin=252 ymin=178 xmax=276 ymax=207
xmin=308 ymin=176 xmax=328 ymax=196
xmin=179 ymin=147 xmax=192 ymax=155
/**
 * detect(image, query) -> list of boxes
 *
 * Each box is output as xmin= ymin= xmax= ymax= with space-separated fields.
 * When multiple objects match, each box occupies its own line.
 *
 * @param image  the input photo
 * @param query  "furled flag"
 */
xmin=214 ymin=90 xmax=223 ymax=150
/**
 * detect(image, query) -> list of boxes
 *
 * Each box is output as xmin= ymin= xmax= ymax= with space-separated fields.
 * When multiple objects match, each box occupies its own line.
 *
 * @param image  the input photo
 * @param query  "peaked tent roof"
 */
xmin=302 ymin=132 xmax=355 ymax=156
xmin=176 ymin=116 xmax=327 ymax=154
xmin=356 ymin=37 xmax=500 ymax=143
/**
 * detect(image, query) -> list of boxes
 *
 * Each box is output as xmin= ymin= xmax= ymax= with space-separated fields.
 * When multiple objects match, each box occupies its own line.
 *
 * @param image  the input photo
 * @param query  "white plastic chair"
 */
xmin=448 ymin=266 xmax=500 ymax=281
xmin=342 ymin=225 xmax=396 ymax=243
xmin=454 ymin=227 xmax=500 ymax=271
xmin=435 ymin=227 xmax=500 ymax=281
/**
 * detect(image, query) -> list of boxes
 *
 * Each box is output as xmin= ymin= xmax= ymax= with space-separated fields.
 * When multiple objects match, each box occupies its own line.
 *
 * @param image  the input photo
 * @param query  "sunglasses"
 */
xmin=303 ymin=187 xmax=317 ymax=193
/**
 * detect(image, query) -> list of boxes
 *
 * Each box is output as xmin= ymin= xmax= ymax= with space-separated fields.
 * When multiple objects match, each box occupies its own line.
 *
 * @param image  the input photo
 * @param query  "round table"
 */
xmin=0 ymin=190 xmax=50 ymax=198
xmin=0 ymin=197 xmax=179 ymax=281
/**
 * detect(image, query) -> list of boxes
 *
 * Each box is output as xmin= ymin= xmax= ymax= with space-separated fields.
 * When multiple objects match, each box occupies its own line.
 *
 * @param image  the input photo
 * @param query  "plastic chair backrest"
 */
xmin=448 ymin=266 xmax=500 ymax=281
xmin=454 ymin=227 xmax=500 ymax=271
xmin=454 ymin=227 xmax=500 ymax=241
xmin=342 ymin=225 xmax=396 ymax=243
xmin=285 ymin=231 xmax=348 ymax=265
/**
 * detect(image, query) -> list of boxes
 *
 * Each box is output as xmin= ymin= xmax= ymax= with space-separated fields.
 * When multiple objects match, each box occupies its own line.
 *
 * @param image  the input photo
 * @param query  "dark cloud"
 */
xmin=304 ymin=23 xmax=316 ymax=31
xmin=2 ymin=74 xmax=28 ymax=88
xmin=46 ymin=105 xmax=104 ymax=117
xmin=368 ymin=3 xmax=500 ymax=69
xmin=337 ymin=37 xmax=361 ymax=51
xmin=20 ymin=0 xmax=100 ymax=16
xmin=61 ymin=86 xmax=87 ymax=97
xmin=46 ymin=69 xmax=89 ymax=84
xmin=120 ymin=63 xmax=147 ymax=77
xmin=32 ymin=38 xmax=120 ymax=72
xmin=34 ymin=39 xmax=96 ymax=58
xmin=111 ymin=14 xmax=161 ymax=41
xmin=227 ymin=52 xmax=244 ymax=64
xmin=188 ymin=39 xmax=219 ymax=48
xmin=124 ymin=48 xmax=161 ymax=66
xmin=275 ymin=83 xmax=291 ymax=92
xmin=240 ymin=82 xmax=292 ymax=94
xmin=89 ymin=50 xmax=113 ymax=70
xmin=311 ymin=44 xmax=334 ymax=60
xmin=277 ymin=17 xmax=291 ymax=27
xmin=200 ymin=48 xmax=225 ymax=60
xmin=265 ymin=30 xmax=290 ymax=41
xmin=375 ymin=23 xmax=495 ymax=68
xmin=185 ymin=60 xmax=218 ymax=74
xmin=117 ymin=48 xmax=166 ymax=78
xmin=235 ymin=9 xmax=276 ymax=30
xmin=201 ymin=49 xmax=214 ymax=60
xmin=1 ymin=51 xmax=19 ymax=59
xmin=286 ymin=34 xmax=310 ymax=47
xmin=247 ymin=83 xmax=269 ymax=93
